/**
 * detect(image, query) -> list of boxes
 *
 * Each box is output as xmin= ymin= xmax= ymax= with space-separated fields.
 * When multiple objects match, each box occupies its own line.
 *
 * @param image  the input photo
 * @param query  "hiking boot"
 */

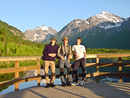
xmin=46 ymin=84 xmax=50 ymax=88
xmin=66 ymin=81 xmax=72 ymax=86
xmin=62 ymin=82 xmax=66 ymax=87
xmin=50 ymin=83 xmax=56 ymax=87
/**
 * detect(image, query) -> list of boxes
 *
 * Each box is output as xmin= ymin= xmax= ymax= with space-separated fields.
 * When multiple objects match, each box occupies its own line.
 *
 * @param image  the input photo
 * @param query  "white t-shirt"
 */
xmin=72 ymin=45 xmax=86 ymax=60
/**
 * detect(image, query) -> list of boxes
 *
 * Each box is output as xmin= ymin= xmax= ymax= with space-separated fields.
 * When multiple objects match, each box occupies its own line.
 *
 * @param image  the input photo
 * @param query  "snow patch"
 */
xmin=99 ymin=23 xmax=121 ymax=30
xmin=86 ymin=21 xmax=90 ymax=24
xmin=32 ymin=33 xmax=39 ymax=41
xmin=96 ymin=14 xmax=120 ymax=23
xmin=96 ymin=11 xmax=122 ymax=23
xmin=40 ymin=25 xmax=49 ymax=31
xmin=99 ymin=19 xmax=124 ymax=30
xmin=101 ymin=11 xmax=110 ymax=14
xmin=35 ymin=25 xmax=49 ymax=31
xmin=75 ymin=21 xmax=81 ymax=24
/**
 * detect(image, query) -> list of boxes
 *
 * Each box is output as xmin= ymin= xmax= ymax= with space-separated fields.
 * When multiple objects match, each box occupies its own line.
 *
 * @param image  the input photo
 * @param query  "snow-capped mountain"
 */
xmin=43 ymin=11 xmax=130 ymax=49
xmin=87 ymin=11 xmax=124 ymax=29
xmin=24 ymin=25 xmax=57 ymax=43
xmin=56 ymin=11 xmax=124 ymax=38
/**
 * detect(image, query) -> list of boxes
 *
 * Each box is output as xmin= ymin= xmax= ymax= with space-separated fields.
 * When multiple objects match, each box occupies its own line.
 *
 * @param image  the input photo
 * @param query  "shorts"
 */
xmin=59 ymin=60 xmax=71 ymax=68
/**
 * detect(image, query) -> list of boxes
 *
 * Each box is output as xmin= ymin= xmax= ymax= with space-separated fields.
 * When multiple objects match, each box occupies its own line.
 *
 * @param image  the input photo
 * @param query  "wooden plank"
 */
xmin=86 ymin=63 xmax=97 ymax=67
xmin=37 ymin=58 xmax=40 ymax=86
xmin=0 ymin=53 xmax=130 ymax=62
xmin=0 ymin=65 xmax=40 ymax=74
xmin=0 ymin=54 xmax=97 ymax=62
xmin=0 ymin=56 xmax=41 ymax=62
xmin=96 ymin=57 xmax=99 ymax=82
xmin=79 ymin=63 xmax=130 ymax=67
xmin=98 ymin=63 xmax=130 ymax=67
xmin=86 ymin=72 xmax=98 ymax=77
xmin=119 ymin=57 xmax=122 ymax=83
xmin=97 ymin=53 xmax=130 ymax=58
xmin=14 ymin=61 xmax=19 ymax=91
xmin=86 ymin=54 xmax=97 ymax=58
xmin=99 ymin=72 xmax=130 ymax=77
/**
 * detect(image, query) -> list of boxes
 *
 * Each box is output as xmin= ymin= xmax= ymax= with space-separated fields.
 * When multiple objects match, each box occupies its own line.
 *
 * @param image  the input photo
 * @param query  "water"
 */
xmin=0 ymin=78 xmax=61 ymax=95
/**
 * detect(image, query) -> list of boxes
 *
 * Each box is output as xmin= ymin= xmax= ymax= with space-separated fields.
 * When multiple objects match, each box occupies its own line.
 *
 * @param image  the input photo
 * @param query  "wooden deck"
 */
xmin=0 ymin=82 xmax=130 ymax=98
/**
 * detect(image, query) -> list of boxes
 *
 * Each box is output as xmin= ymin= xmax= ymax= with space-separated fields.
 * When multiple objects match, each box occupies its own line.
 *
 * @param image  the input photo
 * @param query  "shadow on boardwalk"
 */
xmin=0 ymin=82 xmax=130 ymax=98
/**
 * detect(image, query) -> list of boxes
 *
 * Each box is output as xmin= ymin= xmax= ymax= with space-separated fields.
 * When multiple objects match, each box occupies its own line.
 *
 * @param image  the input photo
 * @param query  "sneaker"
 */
xmin=50 ymin=83 xmax=56 ymax=87
xmin=62 ymin=82 xmax=66 ymax=87
xmin=46 ymin=84 xmax=50 ymax=88
xmin=66 ymin=81 xmax=72 ymax=86
xmin=79 ymin=81 xmax=85 ymax=86
xmin=71 ymin=82 xmax=79 ymax=86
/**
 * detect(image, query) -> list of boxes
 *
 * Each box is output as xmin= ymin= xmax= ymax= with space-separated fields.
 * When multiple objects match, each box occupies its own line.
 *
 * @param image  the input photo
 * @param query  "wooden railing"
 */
xmin=0 ymin=56 xmax=41 ymax=91
xmin=86 ymin=53 xmax=130 ymax=83
xmin=0 ymin=53 xmax=130 ymax=91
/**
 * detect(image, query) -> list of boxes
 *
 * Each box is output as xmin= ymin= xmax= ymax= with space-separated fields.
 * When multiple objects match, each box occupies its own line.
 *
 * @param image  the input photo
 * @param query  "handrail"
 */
xmin=0 ymin=56 xmax=41 ymax=62
xmin=0 ymin=53 xmax=130 ymax=91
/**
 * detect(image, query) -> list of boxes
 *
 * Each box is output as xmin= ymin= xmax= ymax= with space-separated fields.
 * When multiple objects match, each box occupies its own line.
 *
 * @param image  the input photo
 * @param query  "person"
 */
xmin=72 ymin=37 xmax=87 ymax=85
xmin=42 ymin=37 xmax=59 ymax=88
xmin=57 ymin=36 xmax=73 ymax=87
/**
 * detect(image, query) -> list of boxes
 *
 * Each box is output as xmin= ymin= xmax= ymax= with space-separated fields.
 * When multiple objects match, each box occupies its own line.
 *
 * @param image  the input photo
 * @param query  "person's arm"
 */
xmin=57 ymin=46 xmax=65 ymax=60
xmin=43 ymin=45 xmax=49 ymax=56
xmin=83 ymin=46 xmax=87 ymax=58
xmin=84 ymin=52 xmax=87 ymax=58
xmin=73 ymin=51 xmax=79 ymax=59
xmin=72 ymin=45 xmax=79 ymax=59
xmin=68 ymin=45 xmax=72 ymax=60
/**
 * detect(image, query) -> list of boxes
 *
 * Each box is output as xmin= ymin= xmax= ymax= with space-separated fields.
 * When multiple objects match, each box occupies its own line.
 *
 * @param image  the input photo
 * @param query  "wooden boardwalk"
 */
xmin=0 ymin=82 xmax=130 ymax=98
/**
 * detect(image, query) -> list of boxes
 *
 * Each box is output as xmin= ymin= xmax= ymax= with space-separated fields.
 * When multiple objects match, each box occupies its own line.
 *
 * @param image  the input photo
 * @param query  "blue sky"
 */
xmin=0 ymin=0 xmax=130 ymax=32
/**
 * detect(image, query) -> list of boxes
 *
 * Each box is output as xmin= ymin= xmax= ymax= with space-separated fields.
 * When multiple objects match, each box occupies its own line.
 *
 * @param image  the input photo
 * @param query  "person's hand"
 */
xmin=49 ymin=53 xmax=56 ymax=57
xmin=68 ymin=55 xmax=72 ymax=60
xmin=84 ymin=54 xmax=87 ymax=58
xmin=61 ymin=56 xmax=65 ymax=60
xmin=76 ymin=54 xmax=79 ymax=59
xmin=84 ymin=53 xmax=87 ymax=58
xmin=52 ymin=53 xmax=56 ymax=57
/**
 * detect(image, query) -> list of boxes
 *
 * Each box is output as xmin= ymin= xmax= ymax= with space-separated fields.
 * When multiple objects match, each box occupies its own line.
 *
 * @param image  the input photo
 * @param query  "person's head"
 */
xmin=50 ymin=37 xmax=57 ymax=45
xmin=76 ymin=37 xmax=82 ymax=45
xmin=62 ymin=36 xmax=69 ymax=45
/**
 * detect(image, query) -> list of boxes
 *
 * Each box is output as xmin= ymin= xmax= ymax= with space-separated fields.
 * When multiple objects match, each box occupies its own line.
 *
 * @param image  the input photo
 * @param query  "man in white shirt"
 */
xmin=72 ymin=37 xmax=87 ymax=85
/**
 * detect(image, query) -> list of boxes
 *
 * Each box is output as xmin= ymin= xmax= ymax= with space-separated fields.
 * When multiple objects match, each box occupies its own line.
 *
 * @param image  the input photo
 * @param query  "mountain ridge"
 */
xmin=24 ymin=25 xmax=57 ymax=43
xmin=43 ymin=11 xmax=130 ymax=49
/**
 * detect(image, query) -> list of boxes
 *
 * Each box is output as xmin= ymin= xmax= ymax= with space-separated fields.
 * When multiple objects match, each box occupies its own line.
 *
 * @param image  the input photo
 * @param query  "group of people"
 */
xmin=42 ymin=36 xmax=87 ymax=88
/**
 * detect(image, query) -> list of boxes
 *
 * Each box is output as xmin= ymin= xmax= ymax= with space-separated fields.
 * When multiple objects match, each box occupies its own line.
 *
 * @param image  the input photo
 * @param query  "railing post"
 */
xmin=15 ymin=61 xmax=19 ymax=91
xmin=119 ymin=57 xmax=122 ymax=83
xmin=96 ymin=57 xmax=99 ymax=83
xmin=37 ymin=57 xmax=41 ymax=86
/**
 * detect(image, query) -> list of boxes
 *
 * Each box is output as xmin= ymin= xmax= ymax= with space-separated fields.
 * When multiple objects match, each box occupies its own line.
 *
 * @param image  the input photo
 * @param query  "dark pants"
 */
xmin=73 ymin=58 xmax=86 ymax=82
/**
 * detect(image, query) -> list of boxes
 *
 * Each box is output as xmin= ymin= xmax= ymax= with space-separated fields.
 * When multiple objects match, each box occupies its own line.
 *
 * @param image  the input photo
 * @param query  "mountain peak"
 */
xmin=34 ymin=25 xmax=49 ymax=31
xmin=101 ymin=11 xmax=110 ymax=14
xmin=25 ymin=25 xmax=57 ymax=43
